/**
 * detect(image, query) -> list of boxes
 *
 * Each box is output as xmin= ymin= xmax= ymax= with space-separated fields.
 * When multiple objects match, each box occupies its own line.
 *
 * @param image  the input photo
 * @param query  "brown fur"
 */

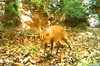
xmin=42 ymin=25 xmax=71 ymax=53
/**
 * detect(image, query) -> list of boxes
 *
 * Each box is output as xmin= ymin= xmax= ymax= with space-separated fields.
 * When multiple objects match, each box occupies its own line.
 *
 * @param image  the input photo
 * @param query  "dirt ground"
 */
xmin=0 ymin=27 xmax=100 ymax=66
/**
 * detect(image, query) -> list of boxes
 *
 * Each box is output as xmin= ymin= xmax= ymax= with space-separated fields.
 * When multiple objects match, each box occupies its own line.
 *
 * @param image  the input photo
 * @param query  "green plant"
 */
xmin=21 ymin=45 xmax=39 ymax=54
xmin=31 ymin=46 xmax=39 ymax=53
xmin=62 ymin=0 xmax=87 ymax=19
xmin=2 ymin=0 xmax=21 ymax=27
xmin=5 ymin=0 xmax=21 ymax=15
xmin=31 ymin=0 xmax=44 ymax=7
xmin=43 ymin=0 xmax=61 ymax=16
xmin=78 ymin=58 xmax=89 ymax=66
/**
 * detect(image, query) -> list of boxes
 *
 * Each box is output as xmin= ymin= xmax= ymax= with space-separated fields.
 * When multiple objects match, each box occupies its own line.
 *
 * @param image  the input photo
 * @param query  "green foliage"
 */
xmin=31 ymin=46 xmax=39 ymax=53
xmin=6 ymin=2 xmax=16 ymax=14
xmin=3 ymin=0 xmax=21 ymax=27
xmin=43 ymin=0 xmax=61 ymax=16
xmin=62 ymin=0 xmax=87 ymax=19
xmin=31 ymin=0 xmax=44 ymax=6
xmin=5 ymin=0 xmax=21 ymax=15
xmin=21 ymin=45 xmax=39 ymax=54
xmin=6 ymin=20 xmax=15 ymax=25
xmin=78 ymin=58 xmax=89 ymax=66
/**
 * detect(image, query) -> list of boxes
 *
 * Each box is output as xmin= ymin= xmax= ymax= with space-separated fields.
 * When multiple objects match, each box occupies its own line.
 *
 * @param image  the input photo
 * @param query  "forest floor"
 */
xmin=0 ymin=27 xmax=100 ymax=66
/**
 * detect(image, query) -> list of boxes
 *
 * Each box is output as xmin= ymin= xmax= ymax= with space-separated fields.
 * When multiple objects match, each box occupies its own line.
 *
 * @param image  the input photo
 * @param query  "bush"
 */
xmin=31 ymin=0 xmax=44 ymax=6
xmin=62 ymin=0 xmax=87 ymax=19
xmin=5 ymin=0 xmax=21 ymax=15
xmin=2 ymin=0 xmax=21 ymax=27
